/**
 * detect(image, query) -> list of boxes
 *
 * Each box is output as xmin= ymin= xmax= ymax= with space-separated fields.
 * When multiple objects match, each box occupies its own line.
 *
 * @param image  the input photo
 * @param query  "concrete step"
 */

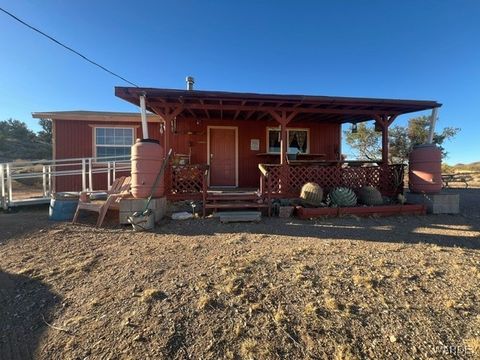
xmin=217 ymin=211 xmax=262 ymax=223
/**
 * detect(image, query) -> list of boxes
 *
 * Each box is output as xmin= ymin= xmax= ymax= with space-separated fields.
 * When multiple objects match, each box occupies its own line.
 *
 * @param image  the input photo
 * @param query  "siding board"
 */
xmin=54 ymin=117 xmax=340 ymax=191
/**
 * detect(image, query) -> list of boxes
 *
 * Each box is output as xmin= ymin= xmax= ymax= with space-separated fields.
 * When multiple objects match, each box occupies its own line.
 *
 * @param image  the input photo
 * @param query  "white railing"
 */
xmin=0 ymin=156 xmax=131 ymax=210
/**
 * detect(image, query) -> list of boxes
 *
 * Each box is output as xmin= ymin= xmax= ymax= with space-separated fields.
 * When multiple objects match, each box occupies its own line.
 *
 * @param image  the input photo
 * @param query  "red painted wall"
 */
xmin=168 ymin=118 xmax=340 ymax=187
xmin=54 ymin=118 xmax=340 ymax=191
xmin=54 ymin=119 xmax=161 ymax=192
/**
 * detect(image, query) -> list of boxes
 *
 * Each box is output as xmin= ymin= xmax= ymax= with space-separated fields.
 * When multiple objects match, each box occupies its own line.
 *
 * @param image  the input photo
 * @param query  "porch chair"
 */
xmin=72 ymin=176 xmax=131 ymax=227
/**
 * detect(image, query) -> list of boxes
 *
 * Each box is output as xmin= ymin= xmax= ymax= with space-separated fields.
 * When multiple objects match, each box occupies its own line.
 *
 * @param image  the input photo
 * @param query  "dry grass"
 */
xmin=334 ymin=344 xmax=357 ymax=360
xmin=140 ymin=288 xmax=166 ymax=303
xmin=464 ymin=337 xmax=480 ymax=356
xmin=1 ymin=207 xmax=480 ymax=359
xmin=197 ymin=294 xmax=215 ymax=310
xmin=273 ymin=305 xmax=287 ymax=326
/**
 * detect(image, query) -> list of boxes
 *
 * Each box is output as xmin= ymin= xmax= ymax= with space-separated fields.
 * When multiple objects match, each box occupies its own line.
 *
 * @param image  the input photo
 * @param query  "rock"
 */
xmin=389 ymin=335 xmax=397 ymax=343
xmin=133 ymin=334 xmax=146 ymax=342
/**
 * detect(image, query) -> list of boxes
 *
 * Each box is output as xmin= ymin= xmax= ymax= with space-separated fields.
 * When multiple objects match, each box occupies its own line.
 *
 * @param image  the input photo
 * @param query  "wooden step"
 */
xmin=205 ymin=202 xmax=268 ymax=209
xmin=206 ymin=193 xmax=261 ymax=201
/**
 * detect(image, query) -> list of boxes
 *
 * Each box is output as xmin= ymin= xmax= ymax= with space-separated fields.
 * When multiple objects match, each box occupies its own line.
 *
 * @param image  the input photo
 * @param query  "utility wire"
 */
xmin=0 ymin=6 xmax=139 ymax=87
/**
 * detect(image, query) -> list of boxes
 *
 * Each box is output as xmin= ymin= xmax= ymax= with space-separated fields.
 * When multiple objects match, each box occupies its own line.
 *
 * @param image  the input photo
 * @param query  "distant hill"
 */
xmin=452 ymin=161 xmax=480 ymax=171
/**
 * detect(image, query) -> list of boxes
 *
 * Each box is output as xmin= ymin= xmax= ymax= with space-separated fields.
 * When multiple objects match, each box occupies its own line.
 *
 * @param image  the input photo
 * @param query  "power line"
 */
xmin=0 ymin=6 xmax=139 ymax=87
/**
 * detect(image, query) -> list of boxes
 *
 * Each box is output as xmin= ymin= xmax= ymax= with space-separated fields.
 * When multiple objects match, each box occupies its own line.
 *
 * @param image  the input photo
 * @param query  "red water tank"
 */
xmin=131 ymin=139 xmax=164 ymax=198
xmin=408 ymin=144 xmax=442 ymax=194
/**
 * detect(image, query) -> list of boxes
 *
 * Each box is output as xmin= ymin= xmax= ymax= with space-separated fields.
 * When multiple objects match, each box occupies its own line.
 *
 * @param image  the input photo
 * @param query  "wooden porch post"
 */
xmin=150 ymin=105 xmax=184 ymax=196
xmin=374 ymin=114 xmax=398 ymax=165
xmin=269 ymin=110 xmax=298 ymax=163
xmin=381 ymin=123 xmax=389 ymax=164
xmin=269 ymin=110 xmax=298 ymax=195
xmin=280 ymin=119 xmax=288 ymax=165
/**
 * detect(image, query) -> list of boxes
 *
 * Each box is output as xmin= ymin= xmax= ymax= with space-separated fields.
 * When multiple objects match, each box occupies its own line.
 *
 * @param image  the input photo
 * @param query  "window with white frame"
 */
xmin=95 ymin=127 xmax=134 ymax=161
xmin=267 ymin=128 xmax=309 ymax=154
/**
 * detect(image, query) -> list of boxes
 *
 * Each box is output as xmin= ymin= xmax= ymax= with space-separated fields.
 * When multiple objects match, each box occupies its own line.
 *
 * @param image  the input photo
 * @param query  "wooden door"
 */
xmin=209 ymin=127 xmax=237 ymax=186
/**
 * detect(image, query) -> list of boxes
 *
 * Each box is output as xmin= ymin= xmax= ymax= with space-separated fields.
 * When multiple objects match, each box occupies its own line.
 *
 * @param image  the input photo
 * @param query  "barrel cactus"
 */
xmin=357 ymin=186 xmax=383 ymax=206
xmin=329 ymin=187 xmax=357 ymax=207
xmin=299 ymin=182 xmax=324 ymax=207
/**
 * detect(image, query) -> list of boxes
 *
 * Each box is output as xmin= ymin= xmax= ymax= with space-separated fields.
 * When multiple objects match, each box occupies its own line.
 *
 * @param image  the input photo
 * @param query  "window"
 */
xmin=95 ymin=127 xmax=134 ymax=161
xmin=267 ymin=128 xmax=309 ymax=154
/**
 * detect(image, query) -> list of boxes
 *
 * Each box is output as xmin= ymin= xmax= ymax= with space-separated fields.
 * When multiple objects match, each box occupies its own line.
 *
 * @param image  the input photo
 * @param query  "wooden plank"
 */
xmin=205 ymin=202 xmax=268 ymax=209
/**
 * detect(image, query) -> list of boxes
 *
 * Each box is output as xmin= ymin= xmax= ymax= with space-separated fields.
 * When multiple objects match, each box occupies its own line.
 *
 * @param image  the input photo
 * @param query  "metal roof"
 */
xmin=115 ymin=87 xmax=441 ymax=124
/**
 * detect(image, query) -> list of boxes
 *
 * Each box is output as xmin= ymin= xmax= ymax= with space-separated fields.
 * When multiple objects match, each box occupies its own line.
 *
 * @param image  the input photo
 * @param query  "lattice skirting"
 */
xmin=265 ymin=164 xmax=404 ymax=197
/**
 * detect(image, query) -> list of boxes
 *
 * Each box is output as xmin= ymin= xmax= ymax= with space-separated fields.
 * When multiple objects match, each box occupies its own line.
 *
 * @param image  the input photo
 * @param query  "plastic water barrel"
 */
xmin=49 ymin=193 xmax=79 ymax=221
xmin=131 ymin=139 xmax=164 ymax=198
xmin=408 ymin=144 xmax=442 ymax=194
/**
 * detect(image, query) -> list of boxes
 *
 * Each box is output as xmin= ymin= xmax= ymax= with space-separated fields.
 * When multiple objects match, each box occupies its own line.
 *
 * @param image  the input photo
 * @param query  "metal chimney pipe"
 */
xmin=186 ymin=76 xmax=195 ymax=90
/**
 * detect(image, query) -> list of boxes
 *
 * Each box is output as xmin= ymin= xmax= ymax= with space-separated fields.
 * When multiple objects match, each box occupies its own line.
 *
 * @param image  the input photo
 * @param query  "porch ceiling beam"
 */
xmin=269 ymin=110 xmax=299 ymax=125
xmin=199 ymin=99 xmax=210 ymax=119
xmin=233 ymin=101 xmax=246 ymax=120
xmin=244 ymin=102 xmax=265 ymax=121
xmin=256 ymin=102 xmax=285 ymax=121
xmin=149 ymin=105 xmax=184 ymax=120
xmin=177 ymin=97 xmax=197 ymax=119
xmin=147 ymin=101 xmax=400 ymax=116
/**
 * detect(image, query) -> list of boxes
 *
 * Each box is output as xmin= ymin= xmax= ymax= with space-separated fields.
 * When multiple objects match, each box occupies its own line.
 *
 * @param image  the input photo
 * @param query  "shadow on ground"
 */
xmin=157 ymin=188 xmax=480 ymax=250
xmin=0 ymin=270 xmax=61 ymax=360
xmin=156 ymin=214 xmax=480 ymax=249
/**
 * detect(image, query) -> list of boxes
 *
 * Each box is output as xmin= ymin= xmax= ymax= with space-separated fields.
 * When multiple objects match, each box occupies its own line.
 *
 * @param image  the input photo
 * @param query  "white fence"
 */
xmin=0 ymin=156 xmax=131 ymax=210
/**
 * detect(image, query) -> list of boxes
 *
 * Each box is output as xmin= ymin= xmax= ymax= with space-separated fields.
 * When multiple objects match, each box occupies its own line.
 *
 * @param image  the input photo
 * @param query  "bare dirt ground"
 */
xmin=1 ymin=189 xmax=479 ymax=360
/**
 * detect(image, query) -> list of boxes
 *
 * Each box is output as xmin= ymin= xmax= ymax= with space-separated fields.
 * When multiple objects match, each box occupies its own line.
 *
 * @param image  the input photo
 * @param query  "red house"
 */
xmin=34 ymin=87 xmax=440 ymax=212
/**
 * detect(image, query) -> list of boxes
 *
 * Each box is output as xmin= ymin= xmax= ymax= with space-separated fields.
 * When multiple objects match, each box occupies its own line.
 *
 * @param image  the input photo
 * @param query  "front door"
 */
xmin=209 ymin=127 xmax=237 ymax=186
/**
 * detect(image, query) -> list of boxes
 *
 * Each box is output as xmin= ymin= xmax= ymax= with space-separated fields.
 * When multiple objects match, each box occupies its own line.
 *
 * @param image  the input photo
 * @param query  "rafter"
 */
xmin=147 ymin=100 xmax=399 ymax=117
xmin=199 ymin=99 xmax=210 ymax=119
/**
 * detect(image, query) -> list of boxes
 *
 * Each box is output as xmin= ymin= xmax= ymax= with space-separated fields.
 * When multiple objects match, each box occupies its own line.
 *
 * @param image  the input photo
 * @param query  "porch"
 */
xmin=166 ymin=161 xmax=405 ymax=216
xmin=115 ymin=86 xmax=439 ymax=216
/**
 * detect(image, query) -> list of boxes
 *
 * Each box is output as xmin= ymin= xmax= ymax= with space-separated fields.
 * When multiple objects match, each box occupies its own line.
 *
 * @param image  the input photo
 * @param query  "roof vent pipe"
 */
xmin=186 ymin=76 xmax=195 ymax=90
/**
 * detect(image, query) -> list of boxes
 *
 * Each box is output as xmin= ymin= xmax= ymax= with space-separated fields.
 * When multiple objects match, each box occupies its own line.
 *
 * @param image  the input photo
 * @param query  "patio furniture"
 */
xmin=441 ymin=173 xmax=473 ymax=188
xmin=72 ymin=176 xmax=131 ymax=227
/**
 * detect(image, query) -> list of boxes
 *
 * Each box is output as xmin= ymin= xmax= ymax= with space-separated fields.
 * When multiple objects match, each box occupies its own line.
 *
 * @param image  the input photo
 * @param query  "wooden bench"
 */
xmin=441 ymin=174 xmax=473 ymax=188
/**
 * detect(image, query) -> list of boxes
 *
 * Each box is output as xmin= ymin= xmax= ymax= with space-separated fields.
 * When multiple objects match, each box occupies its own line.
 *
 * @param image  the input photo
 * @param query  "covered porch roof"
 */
xmin=115 ymin=87 xmax=441 ymax=124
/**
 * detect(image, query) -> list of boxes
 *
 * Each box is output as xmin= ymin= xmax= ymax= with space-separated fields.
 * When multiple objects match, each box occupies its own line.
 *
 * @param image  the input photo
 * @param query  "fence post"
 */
xmin=6 ymin=163 xmax=12 ymax=206
xmin=107 ymin=161 xmax=111 ymax=189
xmin=81 ymin=159 xmax=87 ymax=191
xmin=88 ymin=158 xmax=93 ymax=191
xmin=0 ymin=164 xmax=5 ymax=210
xmin=42 ymin=165 xmax=47 ymax=197
xmin=47 ymin=165 xmax=52 ymax=196
xmin=112 ymin=161 xmax=116 ymax=182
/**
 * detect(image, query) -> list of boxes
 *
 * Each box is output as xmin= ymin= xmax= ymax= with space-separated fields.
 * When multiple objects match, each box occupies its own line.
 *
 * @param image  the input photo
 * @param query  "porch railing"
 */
xmin=259 ymin=163 xmax=405 ymax=200
xmin=168 ymin=164 xmax=209 ymax=201
xmin=1 ymin=156 xmax=131 ymax=210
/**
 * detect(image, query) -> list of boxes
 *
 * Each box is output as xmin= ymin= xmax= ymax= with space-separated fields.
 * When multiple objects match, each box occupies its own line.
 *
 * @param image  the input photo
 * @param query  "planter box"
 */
xmin=296 ymin=206 xmax=338 ymax=219
xmin=296 ymin=204 xmax=426 ymax=219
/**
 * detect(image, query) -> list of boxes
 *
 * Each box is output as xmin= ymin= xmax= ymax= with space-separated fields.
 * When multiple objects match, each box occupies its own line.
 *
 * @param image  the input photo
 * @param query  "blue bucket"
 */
xmin=49 ymin=192 xmax=79 ymax=221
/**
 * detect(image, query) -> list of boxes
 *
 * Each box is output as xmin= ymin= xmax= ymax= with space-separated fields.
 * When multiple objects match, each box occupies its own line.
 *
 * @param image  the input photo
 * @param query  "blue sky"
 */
xmin=1 ymin=1 xmax=479 ymax=164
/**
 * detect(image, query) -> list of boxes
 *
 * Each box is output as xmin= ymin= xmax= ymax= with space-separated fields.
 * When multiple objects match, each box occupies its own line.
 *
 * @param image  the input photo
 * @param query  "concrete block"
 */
xmin=119 ymin=197 xmax=167 ymax=224
xmin=218 ymin=211 xmax=262 ymax=223
xmin=406 ymin=192 xmax=459 ymax=214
